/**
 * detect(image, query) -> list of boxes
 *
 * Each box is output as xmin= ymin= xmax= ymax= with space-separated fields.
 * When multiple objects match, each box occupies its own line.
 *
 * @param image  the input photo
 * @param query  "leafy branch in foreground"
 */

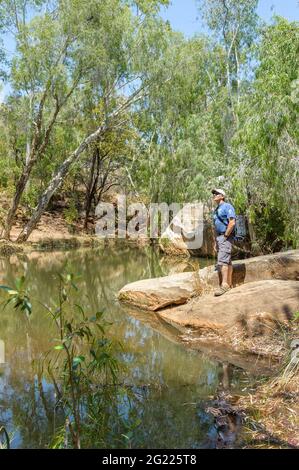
xmin=0 ymin=276 xmax=32 ymax=317
xmin=0 ymin=273 xmax=137 ymax=449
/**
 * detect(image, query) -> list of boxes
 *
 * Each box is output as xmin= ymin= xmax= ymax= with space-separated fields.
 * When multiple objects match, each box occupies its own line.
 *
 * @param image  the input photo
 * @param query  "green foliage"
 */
xmin=130 ymin=33 xmax=226 ymax=203
xmin=0 ymin=271 xmax=138 ymax=448
xmin=0 ymin=276 xmax=32 ymax=317
xmin=231 ymin=17 xmax=299 ymax=250
xmin=198 ymin=0 xmax=260 ymax=46
xmin=63 ymin=200 xmax=78 ymax=225
xmin=0 ymin=2 xmax=298 ymax=251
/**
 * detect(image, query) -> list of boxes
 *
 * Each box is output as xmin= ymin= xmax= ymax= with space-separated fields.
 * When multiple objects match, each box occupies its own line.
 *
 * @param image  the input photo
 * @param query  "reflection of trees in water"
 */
xmin=0 ymin=245 xmax=171 ymax=316
xmin=0 ymin=300 xmax=61 ymax=448
xmin=0 ymin=346 xmax=61 ymax=448
xmin=0 ymin=245 xmax=226 ymax=448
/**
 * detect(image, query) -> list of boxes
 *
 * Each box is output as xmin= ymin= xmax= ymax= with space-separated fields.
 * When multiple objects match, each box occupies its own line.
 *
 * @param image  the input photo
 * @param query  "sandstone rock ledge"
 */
xmin=118 ymin=251 xmax=299 ymax=367
xmin=118 ymin=249 xmax=299 ymax=311
xmin=118 ymin=271 xmax=201 ymax=311
xmin=159 ymin=280 xmax=299 ymax=333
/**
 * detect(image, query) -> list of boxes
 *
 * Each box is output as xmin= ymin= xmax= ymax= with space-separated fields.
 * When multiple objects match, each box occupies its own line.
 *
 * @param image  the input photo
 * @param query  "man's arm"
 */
xmin=224 ymin=218 xmax=236 ymax=238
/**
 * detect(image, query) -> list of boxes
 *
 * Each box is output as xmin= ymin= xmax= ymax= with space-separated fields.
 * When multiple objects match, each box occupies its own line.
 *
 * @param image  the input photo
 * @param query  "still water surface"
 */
xmin=0 ymin=244 xmax=248 ymax=448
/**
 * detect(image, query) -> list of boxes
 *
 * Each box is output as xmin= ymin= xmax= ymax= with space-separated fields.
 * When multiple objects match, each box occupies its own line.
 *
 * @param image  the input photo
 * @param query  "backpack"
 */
xmin=214 ymin=208 xmax=247 ymax=241
xmin=234 ymin=215 xmax=247 ymax=241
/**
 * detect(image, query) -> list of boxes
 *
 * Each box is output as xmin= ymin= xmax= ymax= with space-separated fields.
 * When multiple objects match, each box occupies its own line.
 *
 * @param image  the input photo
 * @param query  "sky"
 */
xmin=160 ymin=0 xmax=299 ymax=37
xmin=1 ymin=0 xmax=299 ymax=102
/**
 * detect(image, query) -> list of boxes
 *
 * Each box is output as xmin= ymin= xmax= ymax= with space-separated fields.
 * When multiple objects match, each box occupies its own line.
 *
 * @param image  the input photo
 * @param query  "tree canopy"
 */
xmin=0 ymin=0 xmax=298 ymax=250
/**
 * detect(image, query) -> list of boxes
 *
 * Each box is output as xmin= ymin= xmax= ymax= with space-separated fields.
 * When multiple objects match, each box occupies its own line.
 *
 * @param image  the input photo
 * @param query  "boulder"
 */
xmin=159 ymin=221 xmax=215 ymax=257
xmin=118 ymin=271 xmax=201 ymax=311
xmin=159 ymin=280 xmax=299 ymax=333
xmin=199 ymin=249 xmax=299 ymax=289
xmin=118 ymin=249 xmax=299 ymax=311
xmin=159 ymin=203 xmax=215 ymax=257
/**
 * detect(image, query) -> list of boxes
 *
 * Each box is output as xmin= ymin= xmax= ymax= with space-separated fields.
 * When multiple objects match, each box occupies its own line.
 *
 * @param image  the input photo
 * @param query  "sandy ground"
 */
xmin=9 ymin=211 xmax=90 ymax=242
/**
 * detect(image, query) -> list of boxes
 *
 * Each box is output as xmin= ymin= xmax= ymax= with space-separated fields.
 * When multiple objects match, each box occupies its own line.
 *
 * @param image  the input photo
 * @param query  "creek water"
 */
xmin=0 ymin=243 xmax=250 ymax=448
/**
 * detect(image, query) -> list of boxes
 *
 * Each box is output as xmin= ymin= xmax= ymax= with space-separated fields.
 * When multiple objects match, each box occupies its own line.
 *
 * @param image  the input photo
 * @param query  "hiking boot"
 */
xmin=214 ymin=285 xmax=231 ymax=297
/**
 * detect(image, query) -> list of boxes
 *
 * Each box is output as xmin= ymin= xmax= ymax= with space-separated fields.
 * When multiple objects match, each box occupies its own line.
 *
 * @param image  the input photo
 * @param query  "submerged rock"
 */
xmin=204 ymin=395 xmax=245 ymax=449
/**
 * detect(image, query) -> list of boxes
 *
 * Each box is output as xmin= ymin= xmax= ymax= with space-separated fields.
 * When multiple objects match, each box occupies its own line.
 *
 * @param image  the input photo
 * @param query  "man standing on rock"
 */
xmin=212 ymin=189 xmax=236 ymax=296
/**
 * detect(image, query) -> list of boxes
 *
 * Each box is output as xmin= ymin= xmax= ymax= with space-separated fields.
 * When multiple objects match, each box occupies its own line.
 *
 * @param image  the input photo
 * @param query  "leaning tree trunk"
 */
xmin=3 ymin=159 xmax=35 ymax=240
xmin=16 ymin=125 xmax=105 ymax=243
xmin=16 ymin=87 xmax=145 ymax=242
xmin=3 ymin=90 xmax=62 ymax=240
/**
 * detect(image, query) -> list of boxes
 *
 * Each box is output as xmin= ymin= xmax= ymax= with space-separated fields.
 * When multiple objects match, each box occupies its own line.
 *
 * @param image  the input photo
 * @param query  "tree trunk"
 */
xmin=83 ymin=147 xmax=100 ymax=231
xmin=3 ymin=159 xmax=35 ymax=240
xmin=16 ymin=125 xmax=105 ymax=242
xmin=16 ymin=87 xmax=144 ymax=242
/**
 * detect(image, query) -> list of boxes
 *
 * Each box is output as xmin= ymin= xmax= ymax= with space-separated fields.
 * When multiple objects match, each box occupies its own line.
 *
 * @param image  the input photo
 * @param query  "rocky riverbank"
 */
xmin=118 ymin=249 xmax=299 ymax=447
xmin=118 ymin=250 xmax=299 ymax=362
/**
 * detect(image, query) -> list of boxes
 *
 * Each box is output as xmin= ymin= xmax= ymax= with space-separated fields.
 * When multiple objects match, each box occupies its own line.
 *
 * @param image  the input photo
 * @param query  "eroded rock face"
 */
xmin=159 ymin=280 xmax=299 ymax=333
xmin=118 ymin=271 xmax=201 ymax=311
xmin=199 ymin=249 xmax=299 ymax=289
xmin=159 ymin=220 xmax=215 ymax=257
xmin=118 ymin=251 xmax=299 ymax=365
xmin=118 ymin=250 xmax=299 ymax=311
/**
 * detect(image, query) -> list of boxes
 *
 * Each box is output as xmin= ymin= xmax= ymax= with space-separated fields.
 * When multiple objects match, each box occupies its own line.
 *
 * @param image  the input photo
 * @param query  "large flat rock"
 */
xmin=118 ymin=271 xmax=200 ymax=311
xmin=199 ymin=249 xmax=299 ymax=288
xmin=159 ymin=280 xmax=299 ymax=332
xmin=118 ymin=250 xmax=299 ymax=311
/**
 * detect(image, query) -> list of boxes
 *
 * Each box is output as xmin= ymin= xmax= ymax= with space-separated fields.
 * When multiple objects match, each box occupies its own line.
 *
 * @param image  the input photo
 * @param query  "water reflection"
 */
xmin=0 ymin=244 xmax=244 ymax=448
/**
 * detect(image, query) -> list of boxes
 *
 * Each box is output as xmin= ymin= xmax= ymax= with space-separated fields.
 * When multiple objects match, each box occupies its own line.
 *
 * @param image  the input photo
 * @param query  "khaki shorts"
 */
xmin=216 ymin=234 xmax=234 ymax=266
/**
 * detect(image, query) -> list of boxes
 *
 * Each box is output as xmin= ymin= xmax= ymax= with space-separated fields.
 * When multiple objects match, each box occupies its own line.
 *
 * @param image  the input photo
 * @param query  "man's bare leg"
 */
xmin=227 ymin=264 xmax=233 ymax=288
xmin=221 ymin=265 xmax=229 ymax=287
xmin=215 ymin=265 xmax=231 ymax=296
xmin=217 ymin=266 xmax=223 ymax=286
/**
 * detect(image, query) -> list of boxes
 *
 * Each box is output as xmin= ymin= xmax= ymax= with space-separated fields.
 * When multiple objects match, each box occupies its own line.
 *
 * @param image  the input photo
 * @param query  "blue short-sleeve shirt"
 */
xmin=213 ymin=202 xmax=236 ymax=234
